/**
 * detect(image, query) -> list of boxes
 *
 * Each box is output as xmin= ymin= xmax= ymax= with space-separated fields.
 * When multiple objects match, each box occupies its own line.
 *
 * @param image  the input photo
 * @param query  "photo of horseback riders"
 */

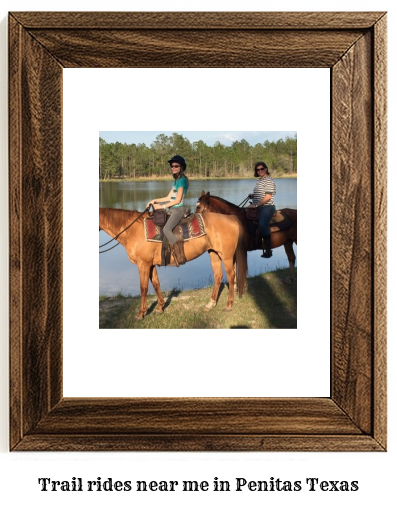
xmin=99 ymin=131 xmax=297 ymax=329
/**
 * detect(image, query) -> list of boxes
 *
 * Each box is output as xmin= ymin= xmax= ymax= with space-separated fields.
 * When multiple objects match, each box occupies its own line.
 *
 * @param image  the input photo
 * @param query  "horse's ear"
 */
xmin=201 ymin=190 xmax=205 ymax=196
xmin=206 ymin=192 xmax=211 ymax=197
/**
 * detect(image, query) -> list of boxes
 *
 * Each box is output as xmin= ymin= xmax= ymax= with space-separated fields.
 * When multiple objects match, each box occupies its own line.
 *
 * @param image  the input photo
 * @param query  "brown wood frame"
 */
xmin=9 ymin=11 xmax=387 ymax=451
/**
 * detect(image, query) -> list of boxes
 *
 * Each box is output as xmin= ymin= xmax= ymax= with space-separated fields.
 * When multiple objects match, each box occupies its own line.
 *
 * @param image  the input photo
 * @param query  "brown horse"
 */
xmin=196 ymin=192 xmax=297 ymax=283
xmin=99 ymin=207 xmax=248 ymax=319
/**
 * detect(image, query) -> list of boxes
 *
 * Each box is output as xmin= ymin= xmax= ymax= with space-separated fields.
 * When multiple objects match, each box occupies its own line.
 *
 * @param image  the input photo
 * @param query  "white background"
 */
xmin=63 ymin=67 xmax=330 ymax=398
xmin=1 ymin=1 xmax=395 ymax=507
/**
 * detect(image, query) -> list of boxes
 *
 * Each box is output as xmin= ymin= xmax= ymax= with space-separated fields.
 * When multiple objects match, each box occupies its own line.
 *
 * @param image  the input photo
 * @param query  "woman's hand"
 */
xmin=248 ymin=193 xmax=254 ymax=198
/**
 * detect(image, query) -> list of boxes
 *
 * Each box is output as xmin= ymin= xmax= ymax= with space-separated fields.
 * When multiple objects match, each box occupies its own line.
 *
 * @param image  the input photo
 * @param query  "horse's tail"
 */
xmin=235 ymin=219 xmax=248 ymax=297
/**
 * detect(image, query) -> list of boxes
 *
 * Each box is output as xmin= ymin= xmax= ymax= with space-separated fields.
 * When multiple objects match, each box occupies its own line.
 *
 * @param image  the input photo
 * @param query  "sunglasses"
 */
xmin=171 ymin=164 xmax=181 ymax=168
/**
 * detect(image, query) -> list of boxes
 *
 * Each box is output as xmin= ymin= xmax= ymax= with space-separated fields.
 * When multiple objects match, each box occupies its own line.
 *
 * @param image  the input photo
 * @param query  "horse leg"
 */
xmin=149 ymin=265 xmax=165 ymax=314
xmin=205 ymin=251 xmax=223 ymax=311
xmin=136 ymin=263 xmax=151 ymax=320
xmin=232 ymin=263 xmax=245 ymax=294
xmin=222 ymin=257 xmax=236 ymax=311
xmin=284 ymin=240 xmax=296 ymax=284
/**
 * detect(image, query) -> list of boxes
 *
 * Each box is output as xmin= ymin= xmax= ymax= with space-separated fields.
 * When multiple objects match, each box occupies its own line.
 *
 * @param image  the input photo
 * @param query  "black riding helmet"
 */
xmin=168 ymin=155 xmax=186 ymax=171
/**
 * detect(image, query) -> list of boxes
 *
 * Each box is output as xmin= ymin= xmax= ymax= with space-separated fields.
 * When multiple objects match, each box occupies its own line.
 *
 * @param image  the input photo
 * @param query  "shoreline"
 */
xmin=99 ymin=174 xmax=297 ymax=183
xmin=99 ymin=268 xmax=297 ymax=329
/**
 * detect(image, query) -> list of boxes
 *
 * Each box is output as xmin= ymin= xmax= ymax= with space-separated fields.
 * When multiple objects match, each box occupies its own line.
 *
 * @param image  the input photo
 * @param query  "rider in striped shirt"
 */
xmin=248 ymin=161 xmax=276 ymax=258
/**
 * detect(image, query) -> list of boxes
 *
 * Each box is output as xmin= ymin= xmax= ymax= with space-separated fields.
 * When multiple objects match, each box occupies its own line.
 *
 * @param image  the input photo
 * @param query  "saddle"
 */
xmin=245 ymin=208 xmax=292 ymax=232
xmin=245 ymin=209 xmax=292 ymax=232
xmin=144 ymin=212 xmax=207 ymax=266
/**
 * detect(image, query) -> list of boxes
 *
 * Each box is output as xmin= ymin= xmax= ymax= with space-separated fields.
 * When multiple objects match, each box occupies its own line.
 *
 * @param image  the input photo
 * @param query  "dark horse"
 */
xmin=196 ymin=192 xmax=297 ymax=283
xmin=99 ymin=207 xmax=248 ymax=319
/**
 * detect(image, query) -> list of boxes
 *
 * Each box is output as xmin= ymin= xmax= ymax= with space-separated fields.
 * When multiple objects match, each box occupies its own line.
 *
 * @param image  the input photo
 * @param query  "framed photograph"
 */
xmin=9 ymin=11 xmax=387 ymax=451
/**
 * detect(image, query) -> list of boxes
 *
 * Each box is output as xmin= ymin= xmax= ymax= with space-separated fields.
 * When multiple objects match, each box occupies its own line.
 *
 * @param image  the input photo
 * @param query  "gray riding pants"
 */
xmin=163 ymin=206 xmax=186 ymax=245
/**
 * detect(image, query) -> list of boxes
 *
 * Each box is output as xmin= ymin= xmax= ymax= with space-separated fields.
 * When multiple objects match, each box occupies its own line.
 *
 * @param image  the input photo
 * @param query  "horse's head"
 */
xmin=196 ymin=191 xmax=211 ymax=213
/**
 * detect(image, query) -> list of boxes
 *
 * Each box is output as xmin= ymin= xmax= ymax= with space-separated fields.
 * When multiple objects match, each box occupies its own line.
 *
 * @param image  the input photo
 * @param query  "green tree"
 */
xmin=99 ymin=134 xmax=297 ymax=180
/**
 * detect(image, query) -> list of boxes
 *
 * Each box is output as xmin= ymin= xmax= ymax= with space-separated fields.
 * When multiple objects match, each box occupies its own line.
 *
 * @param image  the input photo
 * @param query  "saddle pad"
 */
xmin=144 ymin=213 xmax=207 ymax=243
xmin=269 ymin=210 xmax=293 ymax=232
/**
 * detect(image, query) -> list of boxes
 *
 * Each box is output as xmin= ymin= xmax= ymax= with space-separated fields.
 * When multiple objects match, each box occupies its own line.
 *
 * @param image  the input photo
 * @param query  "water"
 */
xmin=99 ymin=178 xmax=297 ymax=296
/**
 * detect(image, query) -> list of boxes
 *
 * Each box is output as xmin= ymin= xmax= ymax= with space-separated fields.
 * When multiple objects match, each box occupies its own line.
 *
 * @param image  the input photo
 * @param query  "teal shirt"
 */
xmin=170 ymin=175 xmax=188 ymax=207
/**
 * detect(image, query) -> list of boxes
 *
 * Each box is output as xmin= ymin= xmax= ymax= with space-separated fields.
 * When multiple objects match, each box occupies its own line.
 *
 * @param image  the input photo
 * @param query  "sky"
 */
xmin=99 ymin=131 xmax=297 ymax=147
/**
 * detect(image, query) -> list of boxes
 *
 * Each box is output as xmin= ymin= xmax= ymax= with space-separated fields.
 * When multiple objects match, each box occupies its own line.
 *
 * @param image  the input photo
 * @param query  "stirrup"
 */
xmin=261 ymin=250 xmax=273 ymax=258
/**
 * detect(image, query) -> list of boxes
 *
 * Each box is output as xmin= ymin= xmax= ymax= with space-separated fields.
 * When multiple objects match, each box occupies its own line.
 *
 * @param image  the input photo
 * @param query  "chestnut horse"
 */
xmin=196 ymin=192 xmax=297 ymax=283
xmin=99 ymin=207 xmax=248 ymax=319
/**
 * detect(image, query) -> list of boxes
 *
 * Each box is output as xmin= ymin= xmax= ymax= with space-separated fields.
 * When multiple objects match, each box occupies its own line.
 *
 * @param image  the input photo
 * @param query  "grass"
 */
xmin=99 ymin=268 xmax=297 ymax=329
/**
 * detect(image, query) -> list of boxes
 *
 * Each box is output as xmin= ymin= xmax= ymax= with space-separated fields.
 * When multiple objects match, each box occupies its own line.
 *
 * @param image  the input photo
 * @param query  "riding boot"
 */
xmin=261 ymin=235 xmax=273 ymax=258
xmin=172 ymin=240 xmax=187 ymax=266
xmin=170 ymin=244 xmax=180 ymax=267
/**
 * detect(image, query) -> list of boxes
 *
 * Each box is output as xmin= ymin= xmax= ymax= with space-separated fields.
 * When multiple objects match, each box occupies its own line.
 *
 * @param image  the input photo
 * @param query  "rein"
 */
xmin=238 ymin=196 xmax=251 ymax=208
xmin=99 ymin=206 xmax=150 ymax=254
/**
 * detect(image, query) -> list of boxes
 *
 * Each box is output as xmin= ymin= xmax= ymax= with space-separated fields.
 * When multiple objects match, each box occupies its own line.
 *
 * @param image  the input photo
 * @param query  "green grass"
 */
xmin=99 ymin=268 xmax=297 ymax=330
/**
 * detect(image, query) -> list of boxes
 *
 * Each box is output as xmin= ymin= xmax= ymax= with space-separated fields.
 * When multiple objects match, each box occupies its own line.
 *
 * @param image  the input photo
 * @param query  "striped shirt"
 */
xmin=253 ymin=176 xmax=276 ymax=206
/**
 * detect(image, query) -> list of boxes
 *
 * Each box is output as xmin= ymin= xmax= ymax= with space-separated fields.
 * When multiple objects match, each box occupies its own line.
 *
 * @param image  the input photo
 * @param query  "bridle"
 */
xmin=99 ymin=206 xmax=151 ymax=254
xmin=196 ymin=199 xmax=209 ymax=213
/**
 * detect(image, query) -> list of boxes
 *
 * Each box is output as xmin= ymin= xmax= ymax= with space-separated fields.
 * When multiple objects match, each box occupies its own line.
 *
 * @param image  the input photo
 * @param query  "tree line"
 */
xmin=99 ymin=133 xmax=297 ymax=180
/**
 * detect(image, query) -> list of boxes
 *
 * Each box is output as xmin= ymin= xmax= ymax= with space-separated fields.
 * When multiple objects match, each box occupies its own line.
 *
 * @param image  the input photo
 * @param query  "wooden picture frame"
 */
xmin=9 ymin=11 xmax=387 ymax=451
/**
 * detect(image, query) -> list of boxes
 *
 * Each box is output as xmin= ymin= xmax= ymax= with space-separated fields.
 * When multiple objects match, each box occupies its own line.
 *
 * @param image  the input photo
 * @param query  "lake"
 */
xmin=99 ymin=178 xmax=297 ymax=296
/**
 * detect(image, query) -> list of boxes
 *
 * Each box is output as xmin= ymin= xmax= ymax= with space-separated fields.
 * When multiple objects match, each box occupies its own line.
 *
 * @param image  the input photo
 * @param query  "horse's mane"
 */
xmin=205 ymin=194 xmax=241 ymax=212
xmin=99 ymin=207 xmax=143 ymax=231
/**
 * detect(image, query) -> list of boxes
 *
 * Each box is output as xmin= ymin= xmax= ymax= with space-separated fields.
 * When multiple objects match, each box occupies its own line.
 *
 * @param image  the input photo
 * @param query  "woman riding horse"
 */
xmin=248 ymin=161 xmax=276 ymax=258
xmin=147 ymin=155 xmax=189 ymax=267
